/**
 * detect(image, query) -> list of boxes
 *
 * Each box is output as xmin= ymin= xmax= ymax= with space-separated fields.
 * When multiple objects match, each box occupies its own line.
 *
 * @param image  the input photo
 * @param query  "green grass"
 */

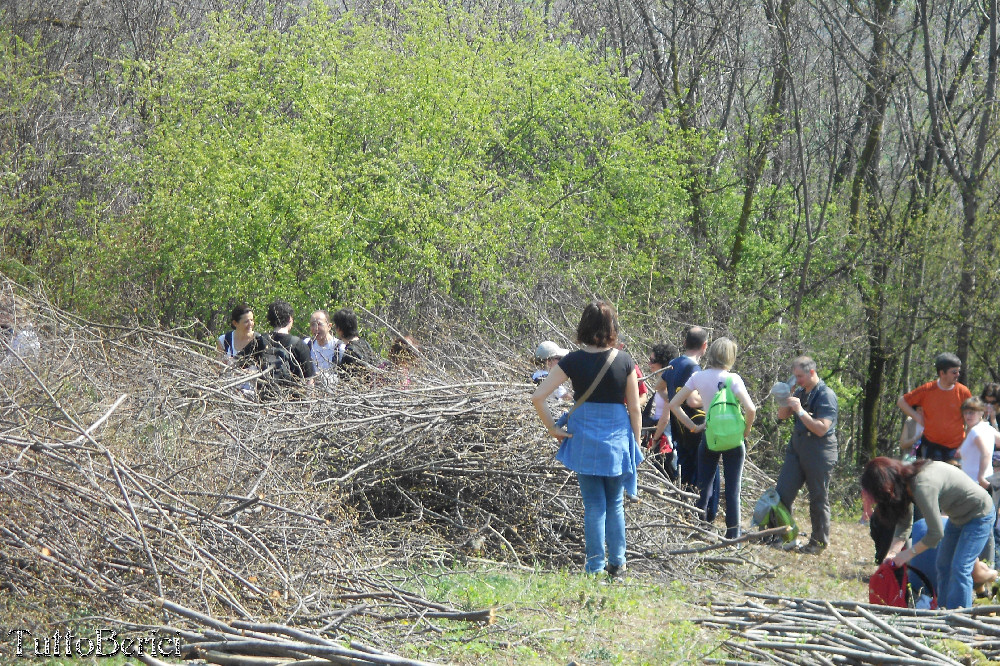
xmin=396 ymin=511 xmax=875 ymax=665
xmin=401 ymin=566 xmax=725 ymax=665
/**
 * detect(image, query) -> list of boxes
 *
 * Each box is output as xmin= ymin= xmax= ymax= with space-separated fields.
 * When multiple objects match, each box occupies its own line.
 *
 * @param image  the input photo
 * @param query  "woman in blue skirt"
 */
xmin=532 ymin=301 xmax=643 ymax=577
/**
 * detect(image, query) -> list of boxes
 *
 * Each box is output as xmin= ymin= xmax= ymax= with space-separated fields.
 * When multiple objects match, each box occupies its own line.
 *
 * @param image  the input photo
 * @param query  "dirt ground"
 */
xmin=748 ymin=503 xmax=875 ymax=603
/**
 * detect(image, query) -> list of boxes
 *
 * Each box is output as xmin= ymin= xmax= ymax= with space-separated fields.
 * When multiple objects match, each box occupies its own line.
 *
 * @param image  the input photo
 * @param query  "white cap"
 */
xmin=536 ymin=340 xmax=569 ymax=360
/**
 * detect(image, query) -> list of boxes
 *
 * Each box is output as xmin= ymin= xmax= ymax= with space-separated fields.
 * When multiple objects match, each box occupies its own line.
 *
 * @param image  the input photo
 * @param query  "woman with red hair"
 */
xmin=861 ymin=456 xmax=994 ymax=608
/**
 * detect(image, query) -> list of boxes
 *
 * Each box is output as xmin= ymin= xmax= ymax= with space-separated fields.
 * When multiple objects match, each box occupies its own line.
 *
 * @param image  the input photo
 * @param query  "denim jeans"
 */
xmin=917 ymin=437 xmax=957 ymax=462
xmin=936 ymin=513 xmax=996 ymax=609
xmin=696 ymin=436 xmax=745 ymax=540
xmin=578 ymin=473 xmax=626 ymax=573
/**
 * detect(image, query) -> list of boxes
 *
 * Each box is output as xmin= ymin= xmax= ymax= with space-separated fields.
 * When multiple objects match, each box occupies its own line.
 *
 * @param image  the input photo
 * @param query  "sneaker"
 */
xmin=606 ymin=563 xmax=627 ymax=580
xmin=800 ymin=539 xmax=827 ymax=555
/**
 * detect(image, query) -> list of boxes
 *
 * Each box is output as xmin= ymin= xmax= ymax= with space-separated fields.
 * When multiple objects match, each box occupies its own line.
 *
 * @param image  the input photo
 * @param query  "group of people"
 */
xmin=530 ymin=301 xmax=1000 ymax=612
xmin=217 ymin=300 xmax=417 ymax=399
xmin=530 ymin=300 xmax=840 ymax=578
xmin=864 ymin=353 xmax=1000 ymax=609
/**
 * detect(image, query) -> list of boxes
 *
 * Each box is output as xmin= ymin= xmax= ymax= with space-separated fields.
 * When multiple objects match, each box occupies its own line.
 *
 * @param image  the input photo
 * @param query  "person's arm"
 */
xmin=899 ymin=419 xmax=919 ymax=452
xmin=532 ymin=366 xmax=572 ymax=440
xmin=884 ymin=503 xmax=916 ymax=562
xmin=297 ymin=344 xmax=316 ymax=380
xmin=897 ymin=395 xmax=923 ymax=425
xmin=652 ymin=403 xmax=671 ymax=442
xmin=889 ymin=539 xmax=929 ymax=566
xmin=785 ymin=395 xmax=833 ymax=437
xmin=883 ymin=538 xmax=908 ymax=563
xmin=736 ymin=386 xmax=756 ymax=439
xmin=669 ymin=386 xmax=705 ymax=433
xmin=976 ymin=432 xmax=992 ymax=488
xmin=625 ymin=369 xmax=642 ymax=443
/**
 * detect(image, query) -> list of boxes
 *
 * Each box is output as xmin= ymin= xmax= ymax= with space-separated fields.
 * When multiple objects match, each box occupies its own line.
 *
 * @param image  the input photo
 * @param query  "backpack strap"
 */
xmin=905 ymin=564 xmax=936 ymax=604
xmin=564 ymin=348 xmax=619 ymax=420
xmin=224 ymin=330 xmax=235 ymax=355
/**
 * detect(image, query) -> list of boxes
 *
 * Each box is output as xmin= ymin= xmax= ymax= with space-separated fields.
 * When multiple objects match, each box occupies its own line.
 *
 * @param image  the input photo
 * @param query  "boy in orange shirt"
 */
xmin=897 ymin=353 xmax=972 ymax=462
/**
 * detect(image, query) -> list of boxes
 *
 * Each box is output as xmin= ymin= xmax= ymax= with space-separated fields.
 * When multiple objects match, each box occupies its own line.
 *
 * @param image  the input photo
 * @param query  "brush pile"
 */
xmin=0 ymin=281 xmax=775 ymax=661
xmin=698 ymin=591 xmax=1000 ymax=665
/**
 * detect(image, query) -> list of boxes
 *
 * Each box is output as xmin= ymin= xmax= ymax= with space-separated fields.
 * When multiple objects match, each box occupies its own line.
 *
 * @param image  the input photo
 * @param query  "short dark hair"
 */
xmin=981 ymin=382 xmax=1000 ymax=402
xmin=575 ymin=300 xmax=618 ymax=348
xmin=333 ymin=308 xmax=359 ymax=339
xmin=935 ymin=352 xmax=961 ymax=374
xmin=230 ymin=304 xmax=252 ymax=328
xmin=650 ymin=343 xmax=677 ymax=366
xmin=266 ymin=300 xmax=294 ymax=328
xmin=684 ymin=326 xmax=708 ymax=351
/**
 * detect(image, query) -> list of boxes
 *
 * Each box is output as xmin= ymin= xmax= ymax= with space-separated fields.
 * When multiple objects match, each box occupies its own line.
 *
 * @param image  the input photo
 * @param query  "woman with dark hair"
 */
xmin=216 ymin=304 xmax=256 ymax=359
xmin=643 ymin=342 xmax=678 ymax=479
xmin=667 ymin=337 xmax=756 ymax=540
xmin=216 ymin=304 xmax=259 ymax=396
xmin=862 ymin=456 xmax=995 ymax=608
xmin=531 ymin=300 xmax=643 ymax=578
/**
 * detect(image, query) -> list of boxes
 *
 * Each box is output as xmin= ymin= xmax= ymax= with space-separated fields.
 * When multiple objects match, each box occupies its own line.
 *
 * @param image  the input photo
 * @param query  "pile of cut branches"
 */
xmin=697 ymin=591 xmax=1000 ymax=665
xmin=0 ymin=281 xmax=775 ymax=658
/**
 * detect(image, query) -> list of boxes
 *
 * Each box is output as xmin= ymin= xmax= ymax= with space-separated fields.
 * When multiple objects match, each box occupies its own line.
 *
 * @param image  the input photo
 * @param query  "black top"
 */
xmin=558 ymin=349 xmax=636 ymax=403
xmin=269 ymin=332 xmax=315 ymax=379
xmin=340 ymin=338 xmax=377 ymax=376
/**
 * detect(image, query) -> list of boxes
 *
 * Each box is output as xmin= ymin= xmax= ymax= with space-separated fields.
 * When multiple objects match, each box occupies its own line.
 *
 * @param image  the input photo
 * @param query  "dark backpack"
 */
xmin=341 ymin=338 xmax=379 ymax=377
xmin=255 ymin=333 xmax=302 ymax=401
xmin=705 ymin=377 xmax=746 ymax=451
xmin=869 ymin=561 xmax=937 ymax=608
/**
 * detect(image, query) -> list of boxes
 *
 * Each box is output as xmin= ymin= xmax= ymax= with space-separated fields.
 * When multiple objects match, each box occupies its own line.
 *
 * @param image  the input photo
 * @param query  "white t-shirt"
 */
xmin=305 ymin=336 xmax=343 ymax=372
xmin=684 ymin=368 xmax=752 ymax=408
xmin=959 ymin=421 xmax=998 ymax=481
xmin=652 ymin=392 xmax=666 ymax=420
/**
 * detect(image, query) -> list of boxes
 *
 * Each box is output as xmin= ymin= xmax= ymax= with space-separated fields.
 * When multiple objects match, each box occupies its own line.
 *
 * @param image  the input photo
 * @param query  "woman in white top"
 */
xmin=958 ymin=398 xmax=1000 ymax=489
xmin=217 ymin=304 xmax=256 ymax=359
xmin=957 ymin=396 xmax=1000 ymax=566
xmin=668 ymin=337 xmax=756 ymax=540
xmin=216 ymin=304 xmax=258 ymax=396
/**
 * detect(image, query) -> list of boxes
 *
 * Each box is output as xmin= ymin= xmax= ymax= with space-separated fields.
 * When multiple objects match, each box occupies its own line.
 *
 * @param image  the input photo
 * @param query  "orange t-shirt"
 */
xmin=903 ymin=380 xmax=972 ymax=449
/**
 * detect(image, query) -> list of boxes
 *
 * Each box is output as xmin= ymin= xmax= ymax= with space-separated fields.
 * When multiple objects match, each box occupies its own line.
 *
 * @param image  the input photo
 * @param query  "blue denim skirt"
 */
xmin=556 ymin=401 xmax=644 ymax=496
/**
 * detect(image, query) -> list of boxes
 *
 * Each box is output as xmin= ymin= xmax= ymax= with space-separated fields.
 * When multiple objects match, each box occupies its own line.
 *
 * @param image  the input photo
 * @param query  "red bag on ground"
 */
xmin=869 ymin=561 xmax=937 ymax=609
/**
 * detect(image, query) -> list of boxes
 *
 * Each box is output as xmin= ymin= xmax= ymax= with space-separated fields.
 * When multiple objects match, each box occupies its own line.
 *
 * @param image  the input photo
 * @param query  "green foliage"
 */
xmin=95 ymin=1 xmax=689 ymax=328
xmin=0 ymin=29 xmax=57 ymax=283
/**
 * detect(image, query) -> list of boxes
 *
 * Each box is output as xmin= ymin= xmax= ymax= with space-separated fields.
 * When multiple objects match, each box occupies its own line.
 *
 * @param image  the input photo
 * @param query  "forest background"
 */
xmin=3 ymin=0 xmax=1000 ymax=473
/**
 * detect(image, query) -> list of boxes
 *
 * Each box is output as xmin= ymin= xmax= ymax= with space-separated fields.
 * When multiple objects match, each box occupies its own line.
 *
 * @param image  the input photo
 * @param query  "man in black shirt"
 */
xmin=254 ymin=300 xmax=315 ymax=399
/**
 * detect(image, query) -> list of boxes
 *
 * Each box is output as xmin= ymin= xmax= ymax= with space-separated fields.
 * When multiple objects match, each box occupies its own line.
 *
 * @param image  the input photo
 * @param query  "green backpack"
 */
xmin=705 ymin=376 xmax=746 ymax=451
xmin=767 ymin=501 xmax=799 ymax=543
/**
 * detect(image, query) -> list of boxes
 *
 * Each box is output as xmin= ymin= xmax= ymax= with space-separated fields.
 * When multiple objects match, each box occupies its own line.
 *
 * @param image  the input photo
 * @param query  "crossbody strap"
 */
xmin=564 ymin=348 xmax=619 ymax=419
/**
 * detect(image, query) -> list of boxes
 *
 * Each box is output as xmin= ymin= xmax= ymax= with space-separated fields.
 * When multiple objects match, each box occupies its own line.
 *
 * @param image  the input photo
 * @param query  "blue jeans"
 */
xmin=936 ymin=513 xmax=996 ymax=609
xmin=696 ymin=436 xmax=745 ymax=540
xmin=578 ymin=473 xmax=626 ymax=573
